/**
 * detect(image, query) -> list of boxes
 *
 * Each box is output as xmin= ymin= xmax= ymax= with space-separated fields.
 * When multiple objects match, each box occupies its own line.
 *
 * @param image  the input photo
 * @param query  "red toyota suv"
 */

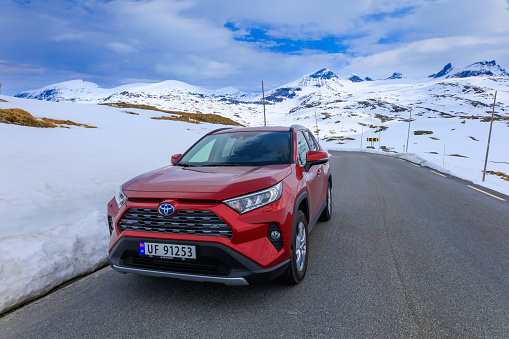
xmin=107 ymin=125 xmax=332 ymax=285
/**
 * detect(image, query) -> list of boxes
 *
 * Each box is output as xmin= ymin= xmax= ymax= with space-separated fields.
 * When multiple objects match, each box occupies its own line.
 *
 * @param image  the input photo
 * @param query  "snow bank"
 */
xmin=0 ymin=96 xmax=219 ymax=314
xmin=0 ymin=212 xmax=109 ymax=314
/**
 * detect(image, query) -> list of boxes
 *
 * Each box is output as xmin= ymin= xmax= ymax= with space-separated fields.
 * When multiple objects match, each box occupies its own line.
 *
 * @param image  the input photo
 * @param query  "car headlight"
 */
xmin=115 ymin=186 xmax=128 ymax=209
xmin=224 ymin=182 xmax=282 ymax=214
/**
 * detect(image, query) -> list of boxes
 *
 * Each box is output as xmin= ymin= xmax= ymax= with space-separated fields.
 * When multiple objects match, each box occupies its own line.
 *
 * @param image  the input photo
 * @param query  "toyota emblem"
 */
xmin=158 ymin=203 xmax=176 ymax=217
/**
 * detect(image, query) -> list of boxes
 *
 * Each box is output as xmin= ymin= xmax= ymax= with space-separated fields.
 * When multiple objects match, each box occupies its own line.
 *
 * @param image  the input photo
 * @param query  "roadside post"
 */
xmin=262 ymin=81 xmax=266 ymax=126
xmin=406 ymin=107 xmax=412 ymax=152
xmin=361 ymin=126 xmax=364 ymax=148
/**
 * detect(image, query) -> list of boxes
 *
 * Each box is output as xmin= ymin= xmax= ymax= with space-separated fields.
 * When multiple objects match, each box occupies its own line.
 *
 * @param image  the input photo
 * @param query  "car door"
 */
xmin=297 ymin=130 xmax=323 ymax=220
xmin=304 ymin=130 xmax=328 ymax=215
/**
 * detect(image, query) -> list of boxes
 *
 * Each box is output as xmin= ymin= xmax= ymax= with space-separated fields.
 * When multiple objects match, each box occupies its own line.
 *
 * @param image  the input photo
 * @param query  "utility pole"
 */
xmin=360 ymin=125 xmax=364 ymax=148
xmin=261 ymin=81 xmax=266 ymax=126
xmin=314 ymin=110 xmax=319 ymax=141
xmin=482 ymin=91 xmax=497 ymax=182
xmin=0 ymin=81 xmax=2 ymax=95
xmin=406 ymin=107 xmax=412 ymax=152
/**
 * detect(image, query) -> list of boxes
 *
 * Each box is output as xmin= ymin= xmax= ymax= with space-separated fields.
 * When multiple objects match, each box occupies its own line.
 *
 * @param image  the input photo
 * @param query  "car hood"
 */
xmin=123 ymin=164 xmax=292 ymax=197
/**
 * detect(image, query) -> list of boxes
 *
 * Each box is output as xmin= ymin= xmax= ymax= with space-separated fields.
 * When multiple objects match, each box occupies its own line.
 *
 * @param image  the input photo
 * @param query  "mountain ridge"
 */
xmin=13 ymin=60 xmax=509 ymax=130
xmin=17 ymin=60 xmax=509 ymax=104
xmin=429 ymin=60 xmax=509 ymax=79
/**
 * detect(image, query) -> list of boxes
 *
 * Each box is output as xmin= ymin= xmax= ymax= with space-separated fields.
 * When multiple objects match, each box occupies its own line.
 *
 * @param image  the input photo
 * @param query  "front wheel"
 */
xmin=284 ymin=210 xmax=308 ymax=284
xmin=319 ymin=181 xmax=332 ymax=221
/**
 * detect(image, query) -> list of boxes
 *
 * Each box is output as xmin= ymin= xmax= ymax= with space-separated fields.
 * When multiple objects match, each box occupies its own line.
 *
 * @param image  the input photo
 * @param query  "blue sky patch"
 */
xmin=225 ymin=22 xmax=349 ymax=54
xmin=361 ymin=6 xmax=417 ymax=22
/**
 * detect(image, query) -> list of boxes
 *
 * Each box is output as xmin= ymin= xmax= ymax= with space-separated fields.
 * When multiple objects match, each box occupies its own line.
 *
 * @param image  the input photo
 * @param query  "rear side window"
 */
xmin=304 ymin=131 xmax=320 ymax=151
xmin=297 ymin=131 xmax=310 ymax=166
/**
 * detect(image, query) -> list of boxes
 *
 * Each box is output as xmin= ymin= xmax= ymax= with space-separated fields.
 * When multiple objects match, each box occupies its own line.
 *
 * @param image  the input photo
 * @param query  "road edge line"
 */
xmin=467 ymin=185 xmax=506 ymax=201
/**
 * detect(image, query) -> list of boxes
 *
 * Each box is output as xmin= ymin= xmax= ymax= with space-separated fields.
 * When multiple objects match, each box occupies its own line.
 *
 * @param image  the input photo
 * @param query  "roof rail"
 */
xmin=206 ymin=127 xmax=234 ymax=135
xmin=290 ymin=124 xmax=305 ymax=132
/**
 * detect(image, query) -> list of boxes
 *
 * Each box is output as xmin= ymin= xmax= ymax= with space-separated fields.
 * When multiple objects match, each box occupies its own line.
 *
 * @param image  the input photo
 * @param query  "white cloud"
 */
xmin=192 ymin=0 xmax=422 ymax=39
xmin=155 ymin=55 xmax=237 ymax=80
xmin=2 ymin=0 xmax=509 ymax=91
xmin=107 ymin=42 xmax=138 ymax=55
xmin=342 ymin=35 xmax=509 ymax=79
xmin=108 ymin=0 xmax=233 ymax=53
xmin=0 ymin=62 xmax=46 ymax=76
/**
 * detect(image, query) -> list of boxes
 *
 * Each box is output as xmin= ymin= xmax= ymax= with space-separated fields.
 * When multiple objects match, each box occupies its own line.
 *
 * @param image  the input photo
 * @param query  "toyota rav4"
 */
xmin=107 ymin=125 xmax=332 ymax=285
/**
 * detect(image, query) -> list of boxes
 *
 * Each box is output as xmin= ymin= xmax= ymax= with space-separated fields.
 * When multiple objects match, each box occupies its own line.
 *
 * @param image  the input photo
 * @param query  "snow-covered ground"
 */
xmin=1 ymin=77 xmax=508 ymax=314
xmin=322 ymin=112 xmax=509 ymax=197
xmin=0 ymin=96 xmax=220 ymax=313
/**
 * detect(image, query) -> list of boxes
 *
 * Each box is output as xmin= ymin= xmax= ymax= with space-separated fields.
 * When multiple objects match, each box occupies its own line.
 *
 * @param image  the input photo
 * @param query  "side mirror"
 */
xmin=171 ymin=154 xmax=183 ymax=165
xmin=304 ymin=151 xmax=328 ymax=171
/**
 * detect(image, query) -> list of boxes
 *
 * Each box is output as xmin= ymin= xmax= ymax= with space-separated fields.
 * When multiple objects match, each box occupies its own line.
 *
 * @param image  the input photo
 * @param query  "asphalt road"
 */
xmin=2 ymin=151 xmax=509 ymax=338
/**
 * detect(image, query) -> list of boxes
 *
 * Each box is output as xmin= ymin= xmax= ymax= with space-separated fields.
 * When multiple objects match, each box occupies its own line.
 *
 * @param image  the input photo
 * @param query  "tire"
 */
xmin=284 ymin=210 xmax=308 ymax=284
xmin=319 ymin=181 xmax=332 ymax=221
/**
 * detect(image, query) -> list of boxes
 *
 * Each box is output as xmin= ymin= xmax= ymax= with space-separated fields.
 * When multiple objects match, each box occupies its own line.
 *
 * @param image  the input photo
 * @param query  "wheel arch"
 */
xmin=291 ymin=191 xmax=309 ymax=249
xmin=295 ymin=192 xmax=309 ymax=225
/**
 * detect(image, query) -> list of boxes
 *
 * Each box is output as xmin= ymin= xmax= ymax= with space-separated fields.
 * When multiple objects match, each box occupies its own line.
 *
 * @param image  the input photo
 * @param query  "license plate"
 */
xmin=139 ymin=242 xmax=196 ymax=259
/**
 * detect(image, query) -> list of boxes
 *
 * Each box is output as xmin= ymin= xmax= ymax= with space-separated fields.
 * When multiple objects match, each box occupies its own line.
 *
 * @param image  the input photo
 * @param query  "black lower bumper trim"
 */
xmin=108 ymin=237 xmax=290 ymax=285
xmin=111 ymin=265 xmax=250 ymax=286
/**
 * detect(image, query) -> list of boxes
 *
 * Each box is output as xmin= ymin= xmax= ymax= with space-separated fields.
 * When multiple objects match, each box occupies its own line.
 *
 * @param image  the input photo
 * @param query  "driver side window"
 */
xmin=297 ymin=131 xmax=310 ymax=166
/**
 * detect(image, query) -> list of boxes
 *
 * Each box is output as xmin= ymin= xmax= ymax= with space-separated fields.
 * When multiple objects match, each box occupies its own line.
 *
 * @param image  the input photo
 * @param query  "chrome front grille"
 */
xmin=118 ymin=208 xmax=232 ymax=239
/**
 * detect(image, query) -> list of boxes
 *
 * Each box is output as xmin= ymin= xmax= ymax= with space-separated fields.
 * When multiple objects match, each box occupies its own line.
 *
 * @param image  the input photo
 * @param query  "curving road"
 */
xmin=2 ymin=151 xmax=509 ymax=338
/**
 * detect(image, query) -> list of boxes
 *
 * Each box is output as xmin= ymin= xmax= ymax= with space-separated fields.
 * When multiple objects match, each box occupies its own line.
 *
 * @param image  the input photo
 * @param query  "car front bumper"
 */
xmin=108 ymin=237 xmax=290 ymax=285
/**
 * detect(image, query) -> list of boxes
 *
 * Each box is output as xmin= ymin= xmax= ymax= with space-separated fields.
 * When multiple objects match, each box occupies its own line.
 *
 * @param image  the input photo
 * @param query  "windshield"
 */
xmin=178 ymin=131 xmax=292 ymax=166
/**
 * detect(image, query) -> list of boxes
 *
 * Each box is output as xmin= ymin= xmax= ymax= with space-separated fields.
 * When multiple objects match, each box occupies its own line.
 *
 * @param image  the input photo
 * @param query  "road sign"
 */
xmin=367 ymin=138 xmax=379 ymax=142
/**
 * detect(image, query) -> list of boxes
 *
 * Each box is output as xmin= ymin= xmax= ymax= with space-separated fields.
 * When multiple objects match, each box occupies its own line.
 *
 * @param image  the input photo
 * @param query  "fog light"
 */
xmin=267 ymin=223 xmax=283 ymax=251
xmin=270 ymin=230 xmax=281 ymax=240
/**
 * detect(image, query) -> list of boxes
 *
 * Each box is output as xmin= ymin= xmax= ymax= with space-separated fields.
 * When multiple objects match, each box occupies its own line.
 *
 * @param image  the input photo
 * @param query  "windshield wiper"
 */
xmin=200 ymin=163 xmax=245 ymax=167
xmin=176 ymin=162 xmax=196 ymax=167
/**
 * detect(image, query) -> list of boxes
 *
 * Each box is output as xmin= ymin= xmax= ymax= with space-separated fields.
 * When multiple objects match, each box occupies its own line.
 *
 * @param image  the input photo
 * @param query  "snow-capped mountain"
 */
xmin=429 ymin=60 xmax=509 ymax=79
xmin=16 ymin=79 xmax=256 ymax=103
xmin=17 ymin=80 xmax=103 ymax=102
xmin=347 ymin=74 xmax=374 ymax=82
xmin=263 ymin=68 xmax=345 ymax=103
xmin=297 ymin=68 xmax=344 ymax=88
xmin=428 ymin=63 xmax=453 ymax=78
xmin=386 ymin=72 xmax=404 ymax=80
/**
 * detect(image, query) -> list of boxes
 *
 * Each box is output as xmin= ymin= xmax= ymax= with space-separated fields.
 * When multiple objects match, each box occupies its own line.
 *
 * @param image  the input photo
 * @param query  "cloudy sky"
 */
xmin=1 ymin=0 xmax=509 ymax=94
